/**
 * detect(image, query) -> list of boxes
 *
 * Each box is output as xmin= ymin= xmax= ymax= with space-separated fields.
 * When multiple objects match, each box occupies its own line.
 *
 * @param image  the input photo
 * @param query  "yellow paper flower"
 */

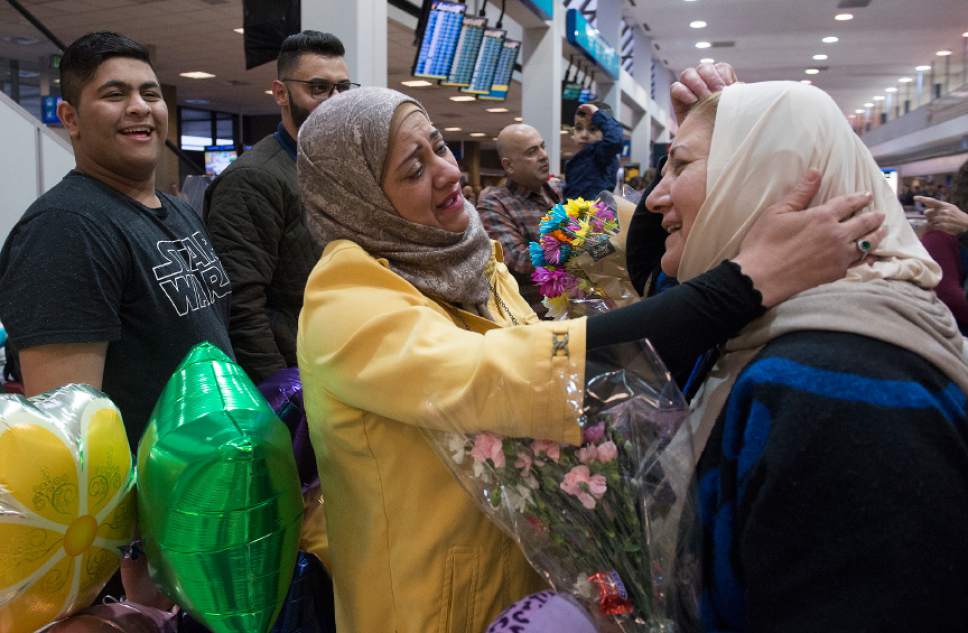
xmin=0 ymin=387 xmax=135 ymax=633
xmin=543 ymin=293 xmax=571 ymax=320
xmin=564 ymin=198 xmax=589 ymax=218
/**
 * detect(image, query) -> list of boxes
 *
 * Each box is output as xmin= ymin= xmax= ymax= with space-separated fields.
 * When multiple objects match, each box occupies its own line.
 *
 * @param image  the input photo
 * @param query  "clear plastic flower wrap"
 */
xmin=426 ymin=341 xmax=699 ymax=632
xmin=531 ymin=192 xmax=641 ymax=319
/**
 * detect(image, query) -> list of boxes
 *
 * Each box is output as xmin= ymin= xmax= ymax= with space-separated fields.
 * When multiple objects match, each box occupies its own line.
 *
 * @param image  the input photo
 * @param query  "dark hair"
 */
xmin=60 ymin=32 xmax=153 ymax=105
xmin=953 ymin=159 xmax=968 ymax=212
xmin=277 ymin=30 xmax=346 ymax=78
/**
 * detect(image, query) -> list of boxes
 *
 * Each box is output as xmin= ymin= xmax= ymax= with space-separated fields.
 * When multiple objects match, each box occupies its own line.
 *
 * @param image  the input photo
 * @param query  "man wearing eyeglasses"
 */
xmin=205 ymin=30 xmax=355 ymax=384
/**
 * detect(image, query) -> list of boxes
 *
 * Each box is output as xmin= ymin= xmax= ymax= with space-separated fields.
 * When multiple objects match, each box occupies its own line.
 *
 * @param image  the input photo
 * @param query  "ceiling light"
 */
xmin=444 ymin=127 xmax=462 ymax=132
xmin=834 ymin=13 xmax=853 ymax=21
xmin=233 ymin=27 xmax=244 ymax=34
xmin=180 ymin=71 xmax=216 ymax=79
xmin=486 ymin=107 xmax=509 ymax=113
xmin=560 ymin=129 xmax=569 ymax=134
xmin=873 ymin=95 xmax=885 ymax=101
xmin=812 ymin=54 xmax=828 ymax=61
xmin=805 ymin=68 xmax=820 ymax=75
xmin=264 ymin=90 xmax=273 ymax=95
xmin=700 ymin=57 xmax=715 ymax=63
xmin=936 ymin=50 xmax=953 ymax=56
xmin=401 ymin=80 xmax=433 ymax=87
xmin=689 ymin=20 xmax=707 ymax=29
xmin=800 ymin=79 xmax=812 ymax=84
xmin=683 ymin=0 xmax=699 ymax=2
xmin=695 ymin=41 xmax=712 ymax=49
xmin=470 ymin=132 xmax=486 ymax=137
xmin=822 ymin=36 xmax=839 ymax=43
xmin=963 ymin=32 xmax=968 ymax=37
xmin=514 ymin=117 xmax=523 ymax=122
xmin=885 ymin=87 xmax=898 ymax=93
xmin=915 ymin=65 xmax=931 ymax=71
xmin=855 ymin=109 xmax=865 ymax=114
xmin=864 ymin=102 xmax=874 ymax=107
xmin=450 ymin=95 xmax=476 ymax=102
xmin=898 ymin=77 xmax=913 ymax=83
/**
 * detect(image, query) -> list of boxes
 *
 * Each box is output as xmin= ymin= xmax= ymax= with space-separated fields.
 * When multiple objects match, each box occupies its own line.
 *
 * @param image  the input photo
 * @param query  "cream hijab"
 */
xmin=677 ymin=80 xmax=940 ymax=287
xmin=675 ymin=81 xmax=968 ymax=460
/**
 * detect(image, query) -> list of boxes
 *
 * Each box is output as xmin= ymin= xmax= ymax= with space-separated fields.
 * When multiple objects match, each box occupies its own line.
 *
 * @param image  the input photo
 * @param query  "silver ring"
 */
xmin=855 ymin=239 xmax=872 ymax=256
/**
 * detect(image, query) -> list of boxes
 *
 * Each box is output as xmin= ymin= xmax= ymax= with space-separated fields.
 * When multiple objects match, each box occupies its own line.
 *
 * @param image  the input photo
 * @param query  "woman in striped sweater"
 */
xmin=646 ymin=81 xmax=968 ymax=633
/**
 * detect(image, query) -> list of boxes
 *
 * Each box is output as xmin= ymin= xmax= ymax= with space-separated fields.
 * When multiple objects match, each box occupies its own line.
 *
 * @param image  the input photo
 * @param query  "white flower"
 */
xmin=445 ymin=433 xmax=468 ymax=465
xmin=573 ymin=573 xmax=596 ymax=599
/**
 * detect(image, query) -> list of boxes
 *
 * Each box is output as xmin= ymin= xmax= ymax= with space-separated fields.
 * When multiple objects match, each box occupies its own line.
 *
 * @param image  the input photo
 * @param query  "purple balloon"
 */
xmin=486 ymin=592 xmax=599 ymax=633
xmin=258 ymin=367 xmax=317 ymax=486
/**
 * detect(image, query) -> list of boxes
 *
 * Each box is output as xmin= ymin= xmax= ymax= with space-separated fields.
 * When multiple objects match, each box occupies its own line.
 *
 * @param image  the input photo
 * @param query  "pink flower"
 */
xmin=560 ymin=465 xmax=608 ymax=510
xmin=576 ymin=446 xmax=598 ymax=464
xmin=531 ymin=267 xmax=577 ymax=298
xmin=515 ymin=450 xmax=534 ymax=476
xmin=582 ymin=422 xmax=605 ymax=444
xmin=470 ymin=432 xmax=505 ymax=469
xmin=596 ymin=441 xmax=618 ymax=463
xmin=531 ymin=439 xmax=561 ymax=463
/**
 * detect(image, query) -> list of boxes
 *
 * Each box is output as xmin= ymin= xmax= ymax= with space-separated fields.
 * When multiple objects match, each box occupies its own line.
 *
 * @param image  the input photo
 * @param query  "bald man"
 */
xmin=477 ymin=123 xmax=562 ymax=313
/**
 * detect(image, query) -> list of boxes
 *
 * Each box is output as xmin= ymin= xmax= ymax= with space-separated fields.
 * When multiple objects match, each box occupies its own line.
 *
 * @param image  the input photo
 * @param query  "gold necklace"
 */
xmin=489 ymin=281 xmax=520 ymax=326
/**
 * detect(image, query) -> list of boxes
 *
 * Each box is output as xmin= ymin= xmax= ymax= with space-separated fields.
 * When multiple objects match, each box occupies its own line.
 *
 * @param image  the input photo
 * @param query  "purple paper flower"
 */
xmin=532 ymin=267 xmax=577 ymax=298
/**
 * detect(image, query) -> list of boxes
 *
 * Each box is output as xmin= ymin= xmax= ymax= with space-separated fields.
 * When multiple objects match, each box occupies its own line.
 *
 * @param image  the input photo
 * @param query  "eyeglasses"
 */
xmin=280 ymin=78 xmax=360 ymax=98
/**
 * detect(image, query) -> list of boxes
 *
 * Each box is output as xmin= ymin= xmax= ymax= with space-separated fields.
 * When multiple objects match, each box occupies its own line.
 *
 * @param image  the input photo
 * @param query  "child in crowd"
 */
xmin=564 ymin=102 xmax=624 ymax=200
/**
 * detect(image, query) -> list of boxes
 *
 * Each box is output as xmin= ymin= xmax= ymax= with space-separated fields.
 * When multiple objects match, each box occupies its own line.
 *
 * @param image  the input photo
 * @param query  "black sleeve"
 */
xmin=0 ymin=210 xmax=125 ymax=349
xmin=584 ymin=260 xmax=763 ymax=376
xmin=204 ymin=168 xmax=288 ymax=383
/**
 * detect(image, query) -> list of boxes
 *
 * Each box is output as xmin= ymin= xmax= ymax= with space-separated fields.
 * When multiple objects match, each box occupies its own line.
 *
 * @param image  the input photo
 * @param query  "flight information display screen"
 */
xmin=440 ymin=16 xmax=486 ymax=87
xmin=412 ymin=1 xmax=466 ymax=79
xmin=461 ymin=28 xmax=506 ymax=94
xmin=478 ymin=39 xmax=520 ymax=101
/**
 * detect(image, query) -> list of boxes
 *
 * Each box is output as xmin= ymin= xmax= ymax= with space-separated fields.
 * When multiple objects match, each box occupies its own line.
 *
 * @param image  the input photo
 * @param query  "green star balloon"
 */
xmin=137 ymin=343 xmax=303 ymax=633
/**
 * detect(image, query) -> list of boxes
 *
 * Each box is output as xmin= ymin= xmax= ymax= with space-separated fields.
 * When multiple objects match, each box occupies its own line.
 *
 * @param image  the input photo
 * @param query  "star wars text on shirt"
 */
xmin=152 ymin=230 xmax=231 ymax=316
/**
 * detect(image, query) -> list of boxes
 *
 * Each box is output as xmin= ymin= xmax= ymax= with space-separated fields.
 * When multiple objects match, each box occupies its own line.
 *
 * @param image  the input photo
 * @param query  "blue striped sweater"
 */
xmin=692 ymin=330 xmax=968 ymax=633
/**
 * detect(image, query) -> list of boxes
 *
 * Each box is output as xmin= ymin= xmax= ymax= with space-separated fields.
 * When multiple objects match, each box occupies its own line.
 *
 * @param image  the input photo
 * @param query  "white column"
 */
xmin=303 ymin=0 xmax=387 ymax=88
xmin=522 ymin=5 xmax=563 ymax=173
xmin=629 ymin=28 xmax=654 ymax=167
xmin=594 ymin=0 xmax=622 ymax=114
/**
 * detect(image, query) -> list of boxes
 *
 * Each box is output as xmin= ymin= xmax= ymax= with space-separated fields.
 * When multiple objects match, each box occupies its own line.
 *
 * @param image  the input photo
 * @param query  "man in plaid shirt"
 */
xmin=477 ymin=124 xmax=562 ymax=314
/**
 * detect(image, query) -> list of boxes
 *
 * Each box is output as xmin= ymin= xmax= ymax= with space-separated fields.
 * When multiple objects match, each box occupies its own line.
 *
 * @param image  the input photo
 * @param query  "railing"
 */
xmin=854 ymin=48 xmax=968 ymax=137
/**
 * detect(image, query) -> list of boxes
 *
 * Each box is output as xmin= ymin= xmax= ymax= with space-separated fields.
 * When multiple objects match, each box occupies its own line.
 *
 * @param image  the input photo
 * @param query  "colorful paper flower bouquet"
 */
xmin=530 ymin=192 xmax=640 ymax=319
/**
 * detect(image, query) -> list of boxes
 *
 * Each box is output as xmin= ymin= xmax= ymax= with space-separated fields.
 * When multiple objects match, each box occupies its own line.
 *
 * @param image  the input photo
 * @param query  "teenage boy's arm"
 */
xmin=20 ymin=342 xmax=108 ymax=396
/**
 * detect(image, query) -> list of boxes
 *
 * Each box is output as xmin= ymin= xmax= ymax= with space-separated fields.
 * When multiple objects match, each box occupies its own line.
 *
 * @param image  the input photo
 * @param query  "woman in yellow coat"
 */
xmin=295 ymin=87 xmax=885 ymax=633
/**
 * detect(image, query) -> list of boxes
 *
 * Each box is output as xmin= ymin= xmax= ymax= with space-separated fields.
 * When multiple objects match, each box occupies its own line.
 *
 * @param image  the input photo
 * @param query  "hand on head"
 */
xmin=918 ymin=196 xmax=968 ymax=236
xmin=575 ymin=103 xmax=599 ymax=119
xmin=671 ymin=62 xmax=737 ymax=124
xmin=732 ymin=170 xmax=887 ymax=307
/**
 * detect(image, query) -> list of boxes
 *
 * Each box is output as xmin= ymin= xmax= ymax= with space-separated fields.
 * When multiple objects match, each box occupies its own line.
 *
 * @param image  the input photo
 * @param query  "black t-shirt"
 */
xmin=0 ymin=171 xmax=233 ymax=446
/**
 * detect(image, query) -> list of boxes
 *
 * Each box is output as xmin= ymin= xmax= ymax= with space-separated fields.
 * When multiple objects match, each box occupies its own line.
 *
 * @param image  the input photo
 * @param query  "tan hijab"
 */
xmin=678 ymin=81 xmax=940 ymax=287
xmin=676 ymin=82 xmax=968 ymax=459
xmin=297 ymin=87 xmax=494 ymax=314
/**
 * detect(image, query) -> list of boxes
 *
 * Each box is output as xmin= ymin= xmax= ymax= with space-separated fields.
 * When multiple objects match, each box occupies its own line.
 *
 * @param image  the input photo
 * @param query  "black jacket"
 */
xmin=204 ymin=130 xmax=321 ymax=384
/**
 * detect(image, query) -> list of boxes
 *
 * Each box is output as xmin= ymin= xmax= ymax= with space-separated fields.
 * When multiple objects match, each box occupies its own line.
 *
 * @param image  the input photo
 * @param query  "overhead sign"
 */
xmin=520 ymin=0 xmax=553 ymax=20
xmin=566 ymin=8 xmax=620 ymax=80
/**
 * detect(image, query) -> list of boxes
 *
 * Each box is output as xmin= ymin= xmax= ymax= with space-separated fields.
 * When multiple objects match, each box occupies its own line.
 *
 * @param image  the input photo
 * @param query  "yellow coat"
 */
xmin=297 ymin=239 xmax=586 ymax=633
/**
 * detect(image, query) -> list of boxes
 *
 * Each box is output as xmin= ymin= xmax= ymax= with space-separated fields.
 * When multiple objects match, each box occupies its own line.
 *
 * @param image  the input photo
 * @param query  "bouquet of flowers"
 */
xmin=530 ymin=192 xmax=640 ymax=319
xmin=428 ymin=342 xmax=699 ymax=632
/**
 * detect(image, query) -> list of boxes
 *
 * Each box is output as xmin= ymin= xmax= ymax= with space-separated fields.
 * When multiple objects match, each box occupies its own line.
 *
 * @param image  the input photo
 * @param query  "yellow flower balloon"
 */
xmin=0 ymin=385 xmax=136 ymax=633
